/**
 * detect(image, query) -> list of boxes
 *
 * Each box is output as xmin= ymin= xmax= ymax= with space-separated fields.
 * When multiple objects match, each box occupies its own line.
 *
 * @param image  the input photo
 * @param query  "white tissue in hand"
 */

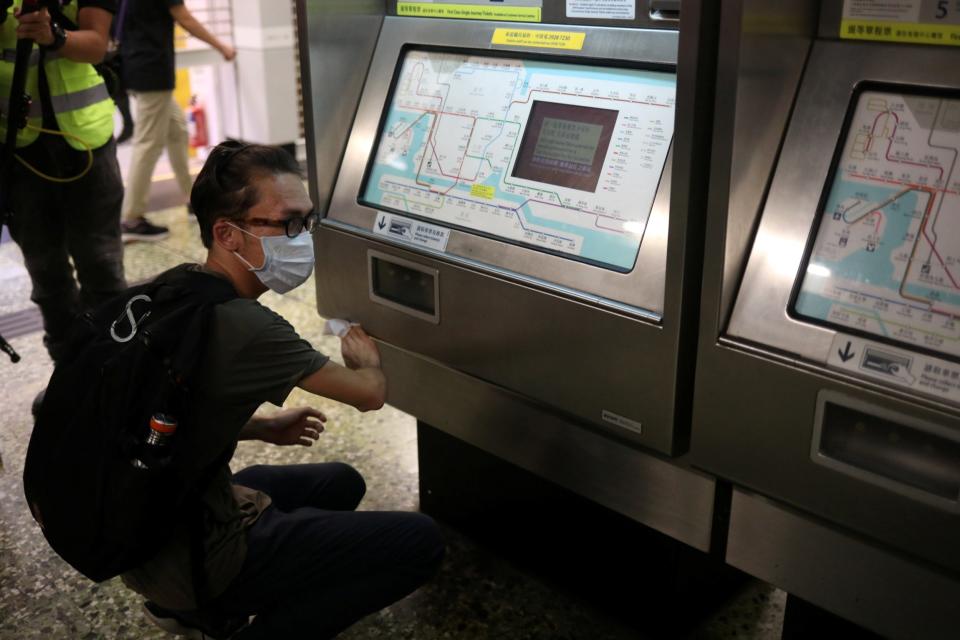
xmin=322 ymin=319 xmax=357 ymax=338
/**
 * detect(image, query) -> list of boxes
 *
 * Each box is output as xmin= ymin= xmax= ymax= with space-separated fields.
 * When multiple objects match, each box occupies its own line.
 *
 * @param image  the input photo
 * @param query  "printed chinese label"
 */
xmin=397 ymin=2 xmax=542 ymax=22
xmin=373 ymin=212 xmax=450 ymax=252
xmin=827 ymin=333 xmax=960 ymax=405
xmin=490 ymin=28 xmax=586 ymax=50
xmin=841 ymin=0 xmax=960 ymax=46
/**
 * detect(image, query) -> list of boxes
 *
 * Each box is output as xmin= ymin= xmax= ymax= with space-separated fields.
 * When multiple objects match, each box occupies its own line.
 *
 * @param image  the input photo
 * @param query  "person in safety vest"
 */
xmin=118 ymin=0 xmax=235 ymax=242
xmin=0 ymin=0 xmax=126 ymax=365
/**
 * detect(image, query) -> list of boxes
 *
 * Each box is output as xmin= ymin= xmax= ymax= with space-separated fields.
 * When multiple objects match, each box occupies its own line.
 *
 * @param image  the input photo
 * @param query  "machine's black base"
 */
xmin=417 ymin=422 xmax=745 ymax=636
xmin=781 ymin=595 xmax=882 ymax=640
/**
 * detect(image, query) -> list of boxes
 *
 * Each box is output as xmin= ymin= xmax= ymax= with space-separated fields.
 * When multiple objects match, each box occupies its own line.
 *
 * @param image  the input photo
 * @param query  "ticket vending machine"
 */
xmin=691 ymin=1 xmax=960 ymax=635
xmin=298 ymin=0 xmax=720 ymax=552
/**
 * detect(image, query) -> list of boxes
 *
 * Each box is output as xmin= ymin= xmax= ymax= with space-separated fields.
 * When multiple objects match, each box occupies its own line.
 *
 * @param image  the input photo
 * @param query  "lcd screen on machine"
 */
xmin=359 ymin=48 xmax=676 ymax=272
xmin=794 ymin=88 xmax=960 ymax=359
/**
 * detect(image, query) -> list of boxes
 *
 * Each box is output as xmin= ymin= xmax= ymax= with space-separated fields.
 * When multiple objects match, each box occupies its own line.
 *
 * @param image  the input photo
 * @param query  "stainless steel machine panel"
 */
xmin=306 ymin=11 xmax=713 ymax=455
xmin=692 ymin=4 xmax=960 ymax=577
xmin=381 ymin=339 xmax=718 ymax=552
xmin=727 ymin=489 xmax=960 ymax=640
xmin=728 ymin=42 xmax=960 ymax=393
xmin=315 ymin=227 xmax=681 ymax=452
xmin=326 ymin=17 xmax=677 ymax=316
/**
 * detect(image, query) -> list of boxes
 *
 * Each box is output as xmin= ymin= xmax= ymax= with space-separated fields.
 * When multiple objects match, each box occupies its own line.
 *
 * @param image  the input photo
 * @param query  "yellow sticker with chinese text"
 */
xmin=470 ymin=184 xmax=495 ymax=200
xmin=491 ymin=28 xmax=586 ymax=50
xmin=840 ymin=19 xmax=960 ymax=46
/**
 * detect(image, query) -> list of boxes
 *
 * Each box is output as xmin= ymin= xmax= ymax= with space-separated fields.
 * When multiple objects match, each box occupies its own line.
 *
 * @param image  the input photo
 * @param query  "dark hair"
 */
xmin=191 ymin=141 xmax=303 ymax=248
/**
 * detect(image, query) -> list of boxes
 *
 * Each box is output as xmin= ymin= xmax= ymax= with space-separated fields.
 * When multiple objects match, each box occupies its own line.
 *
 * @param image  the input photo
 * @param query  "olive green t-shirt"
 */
xmin=122 ymin=278 xmax=328 ymax=610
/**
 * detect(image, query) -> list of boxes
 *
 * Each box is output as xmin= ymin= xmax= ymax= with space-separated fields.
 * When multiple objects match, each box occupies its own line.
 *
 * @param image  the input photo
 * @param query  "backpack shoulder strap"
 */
xmin=154 ymin=264 xmax=238 ymax=304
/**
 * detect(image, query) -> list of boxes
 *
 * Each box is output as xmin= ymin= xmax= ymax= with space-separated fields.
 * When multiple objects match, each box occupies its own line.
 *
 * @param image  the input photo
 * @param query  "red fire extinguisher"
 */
xmin=186 ymin=95 xmax=208 ymax=149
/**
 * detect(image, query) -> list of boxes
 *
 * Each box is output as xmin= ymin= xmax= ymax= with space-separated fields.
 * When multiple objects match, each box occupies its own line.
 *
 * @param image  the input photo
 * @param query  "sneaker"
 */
xmin=122 ymin=218 xmax=169 ymax=242
xmin=142 ymin=601 xmax=247 ymax=640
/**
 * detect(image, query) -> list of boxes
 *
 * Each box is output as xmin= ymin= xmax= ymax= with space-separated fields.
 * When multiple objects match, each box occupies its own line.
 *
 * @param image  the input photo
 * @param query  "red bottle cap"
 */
xmin=149 ymin=414 xmax=178 ymax=434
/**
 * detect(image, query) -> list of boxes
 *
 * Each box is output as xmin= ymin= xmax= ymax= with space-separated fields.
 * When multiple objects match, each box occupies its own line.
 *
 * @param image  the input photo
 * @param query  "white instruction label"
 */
xmin=827 ymin=333 xmax=960 ymax=406
xmin=566 ymin=0 xmax=636 ymax=20
xmin=601 ymin=410 xmax=643 ymax=435
xmin=373 ymin=212 xmax=450 ymax=252
xmin=842 ymin=0 xmax=922 ymax=21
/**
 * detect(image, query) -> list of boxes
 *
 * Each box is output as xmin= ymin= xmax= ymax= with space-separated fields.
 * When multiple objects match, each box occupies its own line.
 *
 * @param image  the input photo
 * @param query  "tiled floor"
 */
xmin=0 ymin=207 xmax=787 ymax=638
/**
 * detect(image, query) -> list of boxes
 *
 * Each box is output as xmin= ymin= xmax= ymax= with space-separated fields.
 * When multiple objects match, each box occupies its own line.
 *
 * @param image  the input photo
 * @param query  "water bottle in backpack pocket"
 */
xmin=23 ymin=265 xmax=237 ymax=582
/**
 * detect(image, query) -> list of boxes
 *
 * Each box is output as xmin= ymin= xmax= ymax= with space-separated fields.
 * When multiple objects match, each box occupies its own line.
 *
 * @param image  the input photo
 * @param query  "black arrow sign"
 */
xmin=838 ymin=341 xmax=855 ymax=363
xmin=377 ymin=217 xmax=387 ymax=230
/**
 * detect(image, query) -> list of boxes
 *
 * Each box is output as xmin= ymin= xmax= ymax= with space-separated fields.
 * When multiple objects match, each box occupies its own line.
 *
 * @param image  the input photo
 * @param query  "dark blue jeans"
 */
xmin=6 ymin=134 xmax=126 ymax=361
xmin=211 ymin=463 xmax=444 ymax=639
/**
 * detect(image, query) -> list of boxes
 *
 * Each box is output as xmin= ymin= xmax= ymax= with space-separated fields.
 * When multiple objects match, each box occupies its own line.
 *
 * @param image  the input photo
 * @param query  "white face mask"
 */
xmin=229 ymin=223 xmax=315 ymax=294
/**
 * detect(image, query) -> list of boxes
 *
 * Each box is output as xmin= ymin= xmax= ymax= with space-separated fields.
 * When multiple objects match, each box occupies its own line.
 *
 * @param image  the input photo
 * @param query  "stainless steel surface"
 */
xmin=326 ymin=17 xmax=678 ymax=315
xmin=385 ymin=0 xmax=683 ymax=30
xmin=317 ymin=226 xmax=682 ymax=452
xmin=690 ymin=0 xmax=960 ymax=592
xmin=309 ymin=9 xmax=718 ymax=455
xmin=727 ymin=41 xmax=960 ymax=375
xmin=727 ymin=489 xmax=960 ymax=640
xmin=367 ymin=249 xmax=441 ymax=324
xmin=381 ymin=339 xmax=718 ymax=552
xmin=298 ymin=0 xmax=385 ymax=216
xmin=709 ymin=0 xmax=816 ymax=327
xmin=817 ymin=0 xmax=842 ymax=39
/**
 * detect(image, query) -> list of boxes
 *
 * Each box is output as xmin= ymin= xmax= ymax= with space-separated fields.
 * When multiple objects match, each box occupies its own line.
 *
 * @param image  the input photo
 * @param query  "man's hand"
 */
xmin=256 ymin=407 xmax=326 ymax=447
xmin=15 ymin=7 xmax=54 ymax=46
xmin=341 ymin=326 xmax=382 ymax=371
xmin=219 ymin=44 xmax=236 ymax=61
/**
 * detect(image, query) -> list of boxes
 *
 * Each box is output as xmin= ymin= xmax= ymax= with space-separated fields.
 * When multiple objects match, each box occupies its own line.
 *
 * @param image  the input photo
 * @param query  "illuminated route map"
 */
xmin=796 ymin=90 xmax=960 ymax=358
xmin=361 ymin=50 xmax=676 ymax=271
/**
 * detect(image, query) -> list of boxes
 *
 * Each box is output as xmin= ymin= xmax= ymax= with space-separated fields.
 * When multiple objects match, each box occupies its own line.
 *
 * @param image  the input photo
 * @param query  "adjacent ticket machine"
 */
xmin=299 ymin=0 xmax=719 ymax=550
xmin=692 ymin=1 xmax=960 ymax=635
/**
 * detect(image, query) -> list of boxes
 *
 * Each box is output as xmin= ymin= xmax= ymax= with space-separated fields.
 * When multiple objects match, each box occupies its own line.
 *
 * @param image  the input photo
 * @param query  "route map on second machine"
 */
xmin=361 ymin=49 xmax=676 ymax=272
xmin=796 ymin=90 xmax=960 ymax=360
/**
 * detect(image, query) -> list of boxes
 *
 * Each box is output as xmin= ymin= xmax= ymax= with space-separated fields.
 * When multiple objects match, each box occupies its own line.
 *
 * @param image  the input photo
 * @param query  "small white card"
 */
xmin=373 ymin=212 xmax=450 ymax=252
xmin=827 ymin=333 xmax=960 ymax=406
xmin=322 ymin=319 xmax=358 ymax=338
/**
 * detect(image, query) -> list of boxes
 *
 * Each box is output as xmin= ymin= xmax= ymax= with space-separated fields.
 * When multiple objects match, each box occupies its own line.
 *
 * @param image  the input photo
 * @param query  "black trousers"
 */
xmin=211 ymin=463 xmax=445 ymax=639
xmin=5 ymin=134 xmax=126 ymax=361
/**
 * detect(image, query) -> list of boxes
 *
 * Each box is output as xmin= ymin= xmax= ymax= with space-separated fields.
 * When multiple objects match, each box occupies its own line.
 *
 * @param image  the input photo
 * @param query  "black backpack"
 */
xmin=23 ymin=265 xmax=237 ymax=583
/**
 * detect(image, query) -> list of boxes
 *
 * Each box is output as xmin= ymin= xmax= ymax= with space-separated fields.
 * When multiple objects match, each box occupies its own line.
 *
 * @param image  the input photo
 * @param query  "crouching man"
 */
xmin=125 ymin=142 xmax=444 ymax=639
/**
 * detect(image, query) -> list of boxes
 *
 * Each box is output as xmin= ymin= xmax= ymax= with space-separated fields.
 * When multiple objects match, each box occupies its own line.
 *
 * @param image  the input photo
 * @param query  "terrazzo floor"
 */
xmin=0 ymin=206 xmax=787 ymax=639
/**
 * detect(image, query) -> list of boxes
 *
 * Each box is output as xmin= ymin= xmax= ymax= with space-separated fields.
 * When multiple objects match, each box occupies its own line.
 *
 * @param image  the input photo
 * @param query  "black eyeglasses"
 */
xmin=244 ymin=211 xmax=321 ymax=238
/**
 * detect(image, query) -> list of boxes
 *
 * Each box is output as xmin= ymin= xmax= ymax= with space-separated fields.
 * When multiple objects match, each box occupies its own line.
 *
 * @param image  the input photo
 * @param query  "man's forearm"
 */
xmin=355 ymin=367 xmax=387 ymax=412
xmin=59 ymin=30 xmax=109 ymax=64
xmin=239 ymin=415 xmax=271 ymax=441
xmin=173 ymin=10 xmax=228 ymax=54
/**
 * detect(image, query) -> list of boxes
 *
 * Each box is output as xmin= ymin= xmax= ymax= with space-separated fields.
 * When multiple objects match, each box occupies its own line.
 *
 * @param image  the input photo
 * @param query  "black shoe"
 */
xmin=143 ymin=601 xmax=248 ymax=640
xmin=121 ymin=218 xmax=170 ymax=242
xmin=31 ymin=388 xmax=46 ymax=420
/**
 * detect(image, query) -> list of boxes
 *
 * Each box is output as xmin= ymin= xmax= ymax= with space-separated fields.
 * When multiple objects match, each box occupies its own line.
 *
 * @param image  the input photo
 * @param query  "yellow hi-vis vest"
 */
xmin=0 ymin=0 xmax=114 ymax=150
